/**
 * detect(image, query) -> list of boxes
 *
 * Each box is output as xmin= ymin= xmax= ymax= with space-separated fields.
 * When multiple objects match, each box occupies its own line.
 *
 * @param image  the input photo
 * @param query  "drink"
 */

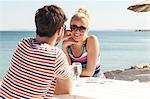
xmin=72 ymin=62 xmax=82 ymax=80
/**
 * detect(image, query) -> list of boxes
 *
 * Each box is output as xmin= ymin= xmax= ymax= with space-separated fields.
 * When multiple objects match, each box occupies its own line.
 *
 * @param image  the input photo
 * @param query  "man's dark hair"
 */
xmin=35 ymin=5 xmax=67 ymax=37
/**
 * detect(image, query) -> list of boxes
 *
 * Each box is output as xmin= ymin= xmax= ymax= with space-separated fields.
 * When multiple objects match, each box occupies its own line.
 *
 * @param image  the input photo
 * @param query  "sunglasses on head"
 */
xmin=70 ymin=24 xmax=87 ymax=33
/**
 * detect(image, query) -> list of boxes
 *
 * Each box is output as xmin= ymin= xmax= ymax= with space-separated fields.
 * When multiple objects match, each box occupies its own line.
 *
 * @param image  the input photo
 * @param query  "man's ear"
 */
xmin=56 ymin=27 xmax=63 ymax=37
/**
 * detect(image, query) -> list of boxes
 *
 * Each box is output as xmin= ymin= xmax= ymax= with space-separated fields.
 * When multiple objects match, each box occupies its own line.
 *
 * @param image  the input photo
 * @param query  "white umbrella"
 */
xmin=127 ymin=0 xmax=150 ymax=12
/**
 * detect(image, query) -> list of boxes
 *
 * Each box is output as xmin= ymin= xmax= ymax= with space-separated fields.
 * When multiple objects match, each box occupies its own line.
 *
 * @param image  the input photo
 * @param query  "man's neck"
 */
xmin=35 ymin=35 xmax=56 ymax=46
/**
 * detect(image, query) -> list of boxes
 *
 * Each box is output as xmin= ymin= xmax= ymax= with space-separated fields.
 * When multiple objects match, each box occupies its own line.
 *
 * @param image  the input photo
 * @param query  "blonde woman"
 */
xmin=62 ymin=7 xmax=105 ymax=77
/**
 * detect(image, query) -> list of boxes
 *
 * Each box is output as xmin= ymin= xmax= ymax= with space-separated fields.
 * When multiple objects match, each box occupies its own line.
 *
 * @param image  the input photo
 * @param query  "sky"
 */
xmin=0 ymin=0 xmax=150 ymax=30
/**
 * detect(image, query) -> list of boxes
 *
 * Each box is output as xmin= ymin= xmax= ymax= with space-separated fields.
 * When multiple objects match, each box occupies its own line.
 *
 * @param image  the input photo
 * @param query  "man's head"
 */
xmin=35 ymin=5 xmax=67 ymax=38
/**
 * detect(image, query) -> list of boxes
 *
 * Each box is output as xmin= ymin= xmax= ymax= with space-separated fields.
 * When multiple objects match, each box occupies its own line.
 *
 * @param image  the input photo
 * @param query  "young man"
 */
xmin=0 ymin=5 xmax=73 ymax=98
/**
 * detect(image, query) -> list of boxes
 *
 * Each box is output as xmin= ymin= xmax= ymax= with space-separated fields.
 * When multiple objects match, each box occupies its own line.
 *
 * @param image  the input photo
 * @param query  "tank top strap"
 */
xmin=83 ymin=39 xmax=88 ymax=53
xmin=68 ymin=46 xmax=72 ymax=54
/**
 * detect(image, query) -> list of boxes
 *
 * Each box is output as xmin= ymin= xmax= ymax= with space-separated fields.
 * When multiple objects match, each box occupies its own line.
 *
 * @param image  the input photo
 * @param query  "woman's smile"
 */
xmin=73 ymin=33 xmax=81 ymax=41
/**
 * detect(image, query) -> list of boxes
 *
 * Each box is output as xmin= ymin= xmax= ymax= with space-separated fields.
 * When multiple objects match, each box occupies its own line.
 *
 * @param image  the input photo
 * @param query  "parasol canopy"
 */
xmin=127 ymin=0 xmax=150 ymax=12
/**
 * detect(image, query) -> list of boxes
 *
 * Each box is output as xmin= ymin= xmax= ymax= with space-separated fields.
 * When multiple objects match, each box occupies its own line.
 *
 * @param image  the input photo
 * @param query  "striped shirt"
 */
xmin=0 ymin=38 xmax=72 ymax=98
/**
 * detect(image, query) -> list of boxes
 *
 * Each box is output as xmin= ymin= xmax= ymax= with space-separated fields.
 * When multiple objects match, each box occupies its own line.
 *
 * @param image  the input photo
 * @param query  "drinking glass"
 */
xmin=72 ymin=62 xmax=82 ymax=80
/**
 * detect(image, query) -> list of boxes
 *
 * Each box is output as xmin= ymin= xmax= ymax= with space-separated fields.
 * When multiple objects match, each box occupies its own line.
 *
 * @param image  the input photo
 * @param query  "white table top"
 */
xmin=55 ymin=77 xmax=150 ymax=99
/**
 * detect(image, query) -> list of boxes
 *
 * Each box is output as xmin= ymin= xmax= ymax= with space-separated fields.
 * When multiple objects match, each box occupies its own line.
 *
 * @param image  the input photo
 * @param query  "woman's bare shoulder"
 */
xmin=86 ymin=35 xmax=100 ymax=52
xmin=87 ymin=35 xmax=99 ymax=42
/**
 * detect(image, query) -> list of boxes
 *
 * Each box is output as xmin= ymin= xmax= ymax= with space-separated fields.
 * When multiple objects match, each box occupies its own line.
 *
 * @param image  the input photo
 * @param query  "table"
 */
xmin=55 ymin=77 xmax=150 ymax=99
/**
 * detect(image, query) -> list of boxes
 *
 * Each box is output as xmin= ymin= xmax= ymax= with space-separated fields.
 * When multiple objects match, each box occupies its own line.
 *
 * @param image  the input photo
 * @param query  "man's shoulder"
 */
xmin=42 ymin=46 xmax=65 ymax=56
xmin=55 ymin=47 xmax=65 ymax=55
xmin=18 ymin=37 xmax=34 ymax=45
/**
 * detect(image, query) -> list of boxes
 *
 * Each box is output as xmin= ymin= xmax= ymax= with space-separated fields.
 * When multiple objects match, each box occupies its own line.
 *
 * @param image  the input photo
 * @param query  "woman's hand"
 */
xmin=63 ymin=30 xmax=72 ymax=41
xmin=62 ymin=30 xmax=77 ymax=49
xmin=62 ymin=30 xmax=78 ymax=65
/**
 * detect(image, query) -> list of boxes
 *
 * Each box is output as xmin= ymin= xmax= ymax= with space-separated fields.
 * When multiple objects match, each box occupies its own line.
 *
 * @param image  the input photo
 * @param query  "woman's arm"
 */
xmin=62 ymin=45 xmax=72 ymax=65
xmin=62 ymin=30 xmax=76 ymax=65
xmin=80 ymin=35 xmax=100 ymax=77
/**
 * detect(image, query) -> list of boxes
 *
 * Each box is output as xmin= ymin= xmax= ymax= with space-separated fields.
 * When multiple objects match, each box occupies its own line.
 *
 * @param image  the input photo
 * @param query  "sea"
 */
xmin=0 ymin=30 xmax=150 ymax=80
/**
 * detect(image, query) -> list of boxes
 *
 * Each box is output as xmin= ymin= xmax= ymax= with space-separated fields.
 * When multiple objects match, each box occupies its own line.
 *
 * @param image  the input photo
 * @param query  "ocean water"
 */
xmin=0 ymin=31 xmax=150 ymax=80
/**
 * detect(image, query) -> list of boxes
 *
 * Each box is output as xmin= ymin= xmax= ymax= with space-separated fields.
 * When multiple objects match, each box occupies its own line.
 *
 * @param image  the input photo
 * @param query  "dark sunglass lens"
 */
xmin=70 ymin=25 xmax=77 ymax=30
xmin=80 ymin=26 xmax=86 ymax=30
xmin=70 ymin=25 xmax=86 ymax=32
xmin=79 ymin=26 xmax=86 ymax=32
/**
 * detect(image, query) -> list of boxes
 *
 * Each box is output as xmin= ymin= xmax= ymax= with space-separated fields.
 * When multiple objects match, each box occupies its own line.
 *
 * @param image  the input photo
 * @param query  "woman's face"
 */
xmin=70 ymin=18 xmax=88 ymax=42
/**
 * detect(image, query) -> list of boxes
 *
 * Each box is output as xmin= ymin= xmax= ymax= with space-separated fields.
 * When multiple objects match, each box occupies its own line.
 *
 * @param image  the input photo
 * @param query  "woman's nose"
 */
xmin=75 ymin=29 xmax=81 ymax=34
